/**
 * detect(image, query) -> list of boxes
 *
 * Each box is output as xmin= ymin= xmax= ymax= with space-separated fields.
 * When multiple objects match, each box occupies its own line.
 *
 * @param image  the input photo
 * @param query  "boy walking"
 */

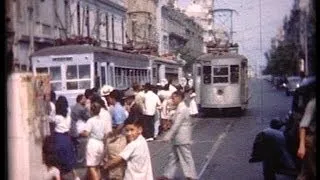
xmin=104 ymin=118 xmax=154 ymax=180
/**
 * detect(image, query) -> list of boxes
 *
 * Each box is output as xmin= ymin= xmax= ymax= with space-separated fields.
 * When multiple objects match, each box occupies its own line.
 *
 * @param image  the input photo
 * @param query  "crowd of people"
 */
xmin=41 ymin=79 xmax=199 ymax=180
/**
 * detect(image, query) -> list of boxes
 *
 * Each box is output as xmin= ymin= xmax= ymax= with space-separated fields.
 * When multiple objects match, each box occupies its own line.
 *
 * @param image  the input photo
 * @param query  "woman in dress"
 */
xmin=42 ymin=135 xmax=60 ymax=180
xmin=52 ymin=96 xmax=80 ymax=180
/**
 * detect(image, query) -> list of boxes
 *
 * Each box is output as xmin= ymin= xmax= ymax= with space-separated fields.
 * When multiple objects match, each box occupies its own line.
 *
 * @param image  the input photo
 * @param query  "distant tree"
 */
xmin=263 ymin=3 xmax=304 ymax=76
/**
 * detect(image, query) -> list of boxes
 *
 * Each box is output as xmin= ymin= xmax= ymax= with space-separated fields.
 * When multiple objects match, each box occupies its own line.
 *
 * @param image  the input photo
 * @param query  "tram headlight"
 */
xmin=217 ymin=89 xmax=224 ymax=95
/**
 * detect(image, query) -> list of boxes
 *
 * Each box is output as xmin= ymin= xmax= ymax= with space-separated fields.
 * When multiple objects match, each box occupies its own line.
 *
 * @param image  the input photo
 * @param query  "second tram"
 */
xmin=193 ymin=52 xmax=250 ymax=113
xmin=31 ymin=45 xmax=183 ymax=105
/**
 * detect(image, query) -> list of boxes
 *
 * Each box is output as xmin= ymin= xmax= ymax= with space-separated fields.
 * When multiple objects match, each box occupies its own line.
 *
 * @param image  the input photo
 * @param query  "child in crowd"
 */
xmin=104 ymin=118 xmax=154 ymax=180
xmin=42 ymin=135 xmax=61 ymax=180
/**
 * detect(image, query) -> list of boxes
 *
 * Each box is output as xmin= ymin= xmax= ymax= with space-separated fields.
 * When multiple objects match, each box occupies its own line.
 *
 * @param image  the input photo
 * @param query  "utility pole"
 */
xmin=259 ymin=0 xmax=264 ymax=122
xmin=28 ymin=0 xmax=35 ymax=72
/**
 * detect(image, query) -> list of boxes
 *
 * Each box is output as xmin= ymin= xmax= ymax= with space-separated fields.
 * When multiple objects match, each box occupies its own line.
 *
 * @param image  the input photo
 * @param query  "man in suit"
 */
xmin=159 ymin=91 xmax=197 ymax=180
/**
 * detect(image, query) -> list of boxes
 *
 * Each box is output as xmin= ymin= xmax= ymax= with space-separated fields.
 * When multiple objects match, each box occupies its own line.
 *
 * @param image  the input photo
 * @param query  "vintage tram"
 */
xmin=31 ymin=45 xmax=183 ymax=105
xmin=193 ymin=52 xmax=250 ymax=113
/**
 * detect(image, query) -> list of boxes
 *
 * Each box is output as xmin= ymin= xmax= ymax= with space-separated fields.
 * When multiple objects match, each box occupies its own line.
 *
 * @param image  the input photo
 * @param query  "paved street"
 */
xmin=150 ymin=78 xmax=294 ymax=180
xmin=67 ymin=78 xmax=295 ymax=180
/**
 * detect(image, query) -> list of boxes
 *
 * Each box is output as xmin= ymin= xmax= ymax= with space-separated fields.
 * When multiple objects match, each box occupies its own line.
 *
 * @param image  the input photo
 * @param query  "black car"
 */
xmin=249 ymin=76 xmax=316 ymax=180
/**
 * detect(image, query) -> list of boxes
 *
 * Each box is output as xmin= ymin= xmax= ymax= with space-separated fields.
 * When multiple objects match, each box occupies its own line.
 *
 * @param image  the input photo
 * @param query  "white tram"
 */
xmin=31 ymin=45 xmax=183 ymax=105
xmin=193 ymin=53 xmax=250 ymax=112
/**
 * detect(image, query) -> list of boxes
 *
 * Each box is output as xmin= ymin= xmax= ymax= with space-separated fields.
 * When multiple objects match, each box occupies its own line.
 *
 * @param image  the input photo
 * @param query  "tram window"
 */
xmin=67 ymin=65 xmax=77 ymax=79
xmin=213 ymin=67 xmax=228 ymax=75
xmin=213 ymin=66 xmax=228 ymax=83
xmin=66 ymin=64 xmax=91 ymax=90
xmin=109 ymin=66 xmax=114 ymax=86
xmin=213 ymin=77 xmax=229 ymax=83
xmin=100 ymin=66 xmax=106 ymax=85
xmin=67 ymin=81 xmax=78 ymax=90
xmin=50 ymin=67 xmax=61 ymax=81
xmin=79 ymin=65 xmax=90 ymax=79
xmin=230 ymin=65 xmax=239 ymax=83
xmin=138 ymin=70 xmax=141 ymax=83
xmin=36 ymin=67 xmax=48 ymax=74
xmin=79 ymin=81 xmax=90 ymax=89
xmin=51 ymin=82 xmax=62 ymax=91
xmin=203 ymin=66 xmax=211 ymax=84
xmin=115 ymin=68 xmax=121 ymax=87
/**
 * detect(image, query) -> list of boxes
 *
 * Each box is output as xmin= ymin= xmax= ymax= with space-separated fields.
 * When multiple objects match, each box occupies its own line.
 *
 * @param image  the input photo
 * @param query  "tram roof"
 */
xmin=31 ymin=45 xmax=149 ymax=61
xmin=196 ymin=53 xmax=247 ymax=61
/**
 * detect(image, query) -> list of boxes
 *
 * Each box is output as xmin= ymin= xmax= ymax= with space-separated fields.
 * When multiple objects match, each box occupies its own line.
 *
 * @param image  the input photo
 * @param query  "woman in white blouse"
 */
xmin=52 ymin=96 xmax=80 ymax=180
xmin=80 ymin=100 xmax=110 ymax=180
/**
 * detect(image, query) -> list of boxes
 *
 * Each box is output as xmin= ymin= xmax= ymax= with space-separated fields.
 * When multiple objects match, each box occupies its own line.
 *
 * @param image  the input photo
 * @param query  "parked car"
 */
xmin=273 ymin=76 xmax=286 ymax=89
xmin=283 ymin=76 xmax=302 ymax=96
xmin=249 ymin=76 xmax=316 ymax=180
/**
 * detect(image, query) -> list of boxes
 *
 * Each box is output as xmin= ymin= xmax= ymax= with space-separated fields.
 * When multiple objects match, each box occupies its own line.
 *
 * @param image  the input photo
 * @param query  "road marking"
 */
xmin=198 ymin=121 xmax=234 ymax=179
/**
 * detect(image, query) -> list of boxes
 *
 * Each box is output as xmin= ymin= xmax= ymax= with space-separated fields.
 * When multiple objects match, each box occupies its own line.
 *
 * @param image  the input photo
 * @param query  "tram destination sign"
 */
xmin=52 ymin=57 xmax=73 ymax=61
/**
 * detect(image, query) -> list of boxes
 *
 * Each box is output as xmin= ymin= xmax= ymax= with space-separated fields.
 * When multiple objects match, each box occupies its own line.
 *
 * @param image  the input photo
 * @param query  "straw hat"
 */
xmin=100 ymin=85 xmax=114 ymax=96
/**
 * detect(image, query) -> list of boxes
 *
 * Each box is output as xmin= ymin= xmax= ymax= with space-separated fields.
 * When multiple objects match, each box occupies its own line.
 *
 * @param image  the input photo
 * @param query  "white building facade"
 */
xmin=184 ymin=0 xmax=214 ymax=53
xmin=67 ymin=0 xmax=126 ymax=49
xmin=7 ymin=0 xmax=127 ymax=72
xmin=156 ymin=0 xmax=204 ymax=56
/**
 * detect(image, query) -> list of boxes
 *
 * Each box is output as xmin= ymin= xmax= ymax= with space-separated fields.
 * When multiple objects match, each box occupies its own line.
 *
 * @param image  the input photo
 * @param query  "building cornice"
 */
xmin=83 ymin=0 xmax=127 ymax=12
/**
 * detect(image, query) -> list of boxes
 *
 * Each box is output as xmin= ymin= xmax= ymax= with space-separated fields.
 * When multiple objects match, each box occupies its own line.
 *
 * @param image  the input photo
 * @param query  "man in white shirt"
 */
xmin=142 ymin=83 xmax=161 ymax=141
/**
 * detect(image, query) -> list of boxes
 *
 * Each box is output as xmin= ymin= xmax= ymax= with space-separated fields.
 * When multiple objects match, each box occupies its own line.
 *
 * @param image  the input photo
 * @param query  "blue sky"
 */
xmin=177 ymin=0 xmax=293 ymax=75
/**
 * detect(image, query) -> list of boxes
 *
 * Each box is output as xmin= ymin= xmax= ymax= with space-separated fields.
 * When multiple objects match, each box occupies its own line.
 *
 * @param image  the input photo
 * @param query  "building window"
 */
xmin=96 ymin=9 xmax=100 ymax=39
xmin=121 ymin=18 xmax=125 ymax=45
xmin=77 ymin=2 xmax=80 ymax=35
xmin=106 ymin=13 xmax=109 ymax=44
xmin=86 ymin=6 xmax=90 ymax=36
xmin=111 ymin=14 xmax=115 ymax=48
